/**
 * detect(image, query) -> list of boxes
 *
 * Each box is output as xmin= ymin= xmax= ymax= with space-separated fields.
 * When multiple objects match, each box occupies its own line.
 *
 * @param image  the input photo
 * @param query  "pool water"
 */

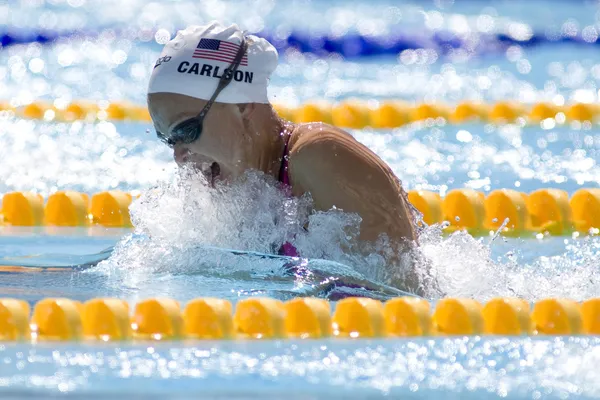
xmin=3 ymin=337 xmax=600 ymax=399
xmin=3 ymin=0 xmax=600 ymax=398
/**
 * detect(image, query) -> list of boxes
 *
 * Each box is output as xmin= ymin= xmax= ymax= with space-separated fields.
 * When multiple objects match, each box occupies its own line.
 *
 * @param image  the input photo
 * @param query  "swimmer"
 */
xmin=147 ymin=22 xmax=421 ymax=291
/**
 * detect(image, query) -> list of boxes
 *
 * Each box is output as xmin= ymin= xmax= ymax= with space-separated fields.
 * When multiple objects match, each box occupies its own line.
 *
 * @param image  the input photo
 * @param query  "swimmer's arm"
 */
xmin=288 ymin=129 xmax=416 ymax=244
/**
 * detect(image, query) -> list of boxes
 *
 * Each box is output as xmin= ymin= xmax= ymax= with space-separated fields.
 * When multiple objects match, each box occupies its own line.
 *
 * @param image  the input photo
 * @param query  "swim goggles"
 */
xmin=156 ymin=37 xmax=249 ymax=147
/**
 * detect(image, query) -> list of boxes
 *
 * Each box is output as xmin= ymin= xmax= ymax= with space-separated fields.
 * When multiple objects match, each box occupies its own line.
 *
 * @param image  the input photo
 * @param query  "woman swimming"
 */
xmin=147 ymin=21 xmax=420 ymax=290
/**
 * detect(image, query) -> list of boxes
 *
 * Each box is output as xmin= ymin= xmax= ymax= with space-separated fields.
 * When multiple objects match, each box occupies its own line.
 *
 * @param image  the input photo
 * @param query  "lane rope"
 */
xmin=2 ymin=99 xmax=600 ymax=127
xmin=2 ymin=188 xmax=600 ymax=238
xmin=0 ymin=296 xmax=593 ymax=341
xmin=1 ymin=27 xmax=599 ymax=58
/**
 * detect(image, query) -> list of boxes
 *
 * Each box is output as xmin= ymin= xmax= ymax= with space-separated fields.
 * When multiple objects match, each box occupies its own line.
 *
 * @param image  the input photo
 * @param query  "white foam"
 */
xmin=415 ymin=224 xmax=600 ymax=302
xmin=96 ymin=166 xmax=600 ymax=302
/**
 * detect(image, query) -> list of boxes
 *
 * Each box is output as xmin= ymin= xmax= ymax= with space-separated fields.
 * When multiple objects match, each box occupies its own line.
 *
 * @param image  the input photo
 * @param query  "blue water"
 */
xmin=2 ymin=337 xmax=600 ymax=399
xmin=3 ymin=0 xmax=600 ymax=398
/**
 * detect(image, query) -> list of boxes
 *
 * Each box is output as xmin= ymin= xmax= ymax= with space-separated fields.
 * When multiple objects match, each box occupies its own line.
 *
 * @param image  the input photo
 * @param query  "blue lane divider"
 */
xmin=1 ymin=27 xmax=599 ymax=58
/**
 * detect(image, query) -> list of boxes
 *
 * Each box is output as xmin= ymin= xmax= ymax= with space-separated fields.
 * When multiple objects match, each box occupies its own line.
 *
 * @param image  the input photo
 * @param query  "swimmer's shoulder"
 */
xmin=285 ymin=121 xmax=400 ymax=187
xmin=284 ymin=123 xmax=416 ymax=242
xmin=287 ymin=122 xmax=359 ymax=155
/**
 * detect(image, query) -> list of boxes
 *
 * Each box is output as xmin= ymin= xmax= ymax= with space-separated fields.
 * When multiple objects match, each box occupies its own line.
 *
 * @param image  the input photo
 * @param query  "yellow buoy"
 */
xmin=1 ymin=192 xmax=44 ymax=226
xmin=272 ymin=103 xmax=294 ymax=121
xmin=82 ymin=298 xmax=132 ymax=341
xmin=61 ymin=102 xmax=87 ymax=121
xmin=31 ymin=298 xmax=83 ymax=341
xmin=0 ymin=299 xmax=31 ymax=341
xmin=581 ymin=298 xmax=600 ymax=334
xmin=90 ymin=190 xmax=133 ymax=227
xmin=183 ymin=297 xmax=233 ymax=340
xmin=433 ymin=298 xmax=484 ymax=335
xmin=482 ymin=297 xmax=532 ymax=335
xmin=233 ymin=298 xmax=285 ymax=339
xmin=331 ymin=100 xmax=370 ymax=129
xmin=450 ymin=102 xmax=490 ymax=123
xmin=101 ymin=102 xmax=127 ymax=121
xmin=408 ymin=190 xmax=442 ymax=225
xmin=488 ymin=101 xmax=526 ymax=123
xmin=442 ymin=189 xmax=485 ymax=232
xmin=529 ymin=102 xmax=562 ymax=122
xmin=132 ymin=298 xmax=183 ymax=340
xmin=368 ymin=101 xmax=410 ymax=128
xmin=284 ymin=297 xmax=332 ymax=338
xmin=128 ymin=105 xmax=152 ymax=122
xmin=484 ymin=189 xmax=529 ymax=232
xmin=526 ymin=189 xmax=571 ymax=235
xmin=570 ymin=188 xmax=600 ymax=233
xmin=410 ymin=103 xmax=450 ymax=122
xmin=332 ymin=297 xmax=385 ymax=338
xmin=384 ymin=297 xmax=432 ymax=336
xmin=532 ymin=298 xmax=582 ymax=335
xmin=44 ymin=191 xmax=89 ymax=226
xmin=64 ymin=101 xmax=98 ymax=121
xmin=20 ymin=101 xmax=50 ymax=120
xmin=293 ymin=101 xmax=332 ymax=124
xmin=566 ymin=103 xmax=600 ymax=122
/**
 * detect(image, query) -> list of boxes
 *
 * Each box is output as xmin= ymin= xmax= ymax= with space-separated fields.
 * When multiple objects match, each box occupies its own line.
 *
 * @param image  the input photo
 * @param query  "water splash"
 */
xmin=93 ymin=167 xmax=416 ymax=295
xmin=414 ymin=223 xmax=600 ymax=302
xmin=94 ymin=165 xmax=600 ymax=303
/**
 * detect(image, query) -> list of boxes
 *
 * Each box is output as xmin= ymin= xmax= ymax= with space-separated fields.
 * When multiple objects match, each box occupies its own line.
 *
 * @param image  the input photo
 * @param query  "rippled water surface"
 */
xmin=3 ymin=337 xmax=600 ymax=399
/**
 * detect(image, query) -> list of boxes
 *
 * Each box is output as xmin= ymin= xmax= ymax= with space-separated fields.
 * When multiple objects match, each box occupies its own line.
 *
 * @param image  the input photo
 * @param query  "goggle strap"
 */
xmin=156 ymin=37 xmax=248 ymax=145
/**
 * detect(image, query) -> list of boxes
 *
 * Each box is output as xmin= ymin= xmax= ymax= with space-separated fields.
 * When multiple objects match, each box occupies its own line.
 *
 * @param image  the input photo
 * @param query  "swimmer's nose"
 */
xmin=173 ymin=145 xmax=190 ymax=164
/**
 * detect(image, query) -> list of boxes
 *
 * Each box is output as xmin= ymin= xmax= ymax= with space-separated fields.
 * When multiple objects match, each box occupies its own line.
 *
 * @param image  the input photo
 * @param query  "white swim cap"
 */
xmin=147 ymin=21 xmax=278 ymax=104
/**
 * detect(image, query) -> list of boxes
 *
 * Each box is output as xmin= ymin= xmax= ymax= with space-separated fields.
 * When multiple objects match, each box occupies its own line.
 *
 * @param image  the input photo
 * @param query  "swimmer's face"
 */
xmin=148 ymin=92 xmax=247 ymax=184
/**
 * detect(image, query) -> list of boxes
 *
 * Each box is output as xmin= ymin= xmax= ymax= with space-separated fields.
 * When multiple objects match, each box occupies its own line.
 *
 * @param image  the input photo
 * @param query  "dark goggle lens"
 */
xmin=157 ymin=118 xmax=203 ymax=146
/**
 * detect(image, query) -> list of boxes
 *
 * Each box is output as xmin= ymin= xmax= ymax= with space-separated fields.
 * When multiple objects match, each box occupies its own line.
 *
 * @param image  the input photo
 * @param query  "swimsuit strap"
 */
xmin=278 ymin=132 xmax=291 ymax=186
xmin=276 ymin=130 xmax=299 ymax=257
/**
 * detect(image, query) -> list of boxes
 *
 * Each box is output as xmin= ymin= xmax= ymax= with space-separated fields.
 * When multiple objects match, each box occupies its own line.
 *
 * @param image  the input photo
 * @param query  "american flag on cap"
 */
xmin=193 ymin=38 xmax=248 ymax=66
